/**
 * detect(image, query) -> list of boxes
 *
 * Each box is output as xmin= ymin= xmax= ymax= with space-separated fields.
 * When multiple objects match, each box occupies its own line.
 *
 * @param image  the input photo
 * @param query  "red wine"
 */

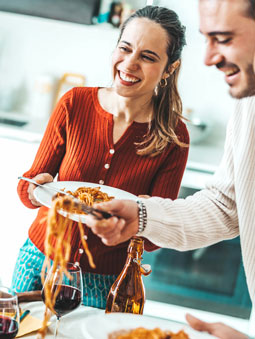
xmin=42 ymin=285 xmax=81 ymax=317
xmin=0 ymin=316 xmax=19 ymax=339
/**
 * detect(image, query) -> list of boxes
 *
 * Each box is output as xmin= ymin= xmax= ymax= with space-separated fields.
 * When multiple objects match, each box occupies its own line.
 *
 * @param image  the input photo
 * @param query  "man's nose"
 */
xmin=204 ymin=45 xmax=223 ymax=67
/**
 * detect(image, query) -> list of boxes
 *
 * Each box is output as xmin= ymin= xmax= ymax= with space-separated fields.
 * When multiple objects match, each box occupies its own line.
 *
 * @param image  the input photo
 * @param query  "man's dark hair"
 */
xmin=247 ymin=0 xmax=255 ymax=18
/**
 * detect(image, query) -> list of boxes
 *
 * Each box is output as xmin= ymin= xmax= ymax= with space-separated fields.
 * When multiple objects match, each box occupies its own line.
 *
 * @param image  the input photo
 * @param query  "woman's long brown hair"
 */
xmin=118 ymin=6 xmax=188 ymax=156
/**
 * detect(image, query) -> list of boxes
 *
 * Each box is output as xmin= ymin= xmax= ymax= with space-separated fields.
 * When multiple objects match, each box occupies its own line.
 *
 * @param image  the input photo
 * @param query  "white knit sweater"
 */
xmin=140 ymin=96 xmax=255 ymax=300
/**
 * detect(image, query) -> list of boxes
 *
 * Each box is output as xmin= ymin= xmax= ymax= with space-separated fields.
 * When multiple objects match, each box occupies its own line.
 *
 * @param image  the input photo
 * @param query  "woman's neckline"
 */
xmin=93 ymin=87 xmax=151 ymax=126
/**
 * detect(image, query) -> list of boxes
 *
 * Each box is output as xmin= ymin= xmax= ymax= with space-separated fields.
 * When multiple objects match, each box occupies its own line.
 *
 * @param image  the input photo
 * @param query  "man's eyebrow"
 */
xmin=199 ymin=30 xmax=233 ymax=36
xmin=120 ymin=40 xmax=161 ymax=59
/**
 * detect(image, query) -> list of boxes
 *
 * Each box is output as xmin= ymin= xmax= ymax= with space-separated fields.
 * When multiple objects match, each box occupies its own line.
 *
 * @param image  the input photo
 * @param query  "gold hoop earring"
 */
xmin=160 ymin=78 xmax=168 ymax=88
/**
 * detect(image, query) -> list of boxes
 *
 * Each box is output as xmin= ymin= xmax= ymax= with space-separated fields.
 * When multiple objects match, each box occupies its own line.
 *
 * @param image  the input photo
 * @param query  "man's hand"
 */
xmin=85 ymin=199 xmax=139 ymax=246
xmin=27 ymin=173 xmax=53 ymax=206
xmin=186 ymin=314 xmax=249 ymax=339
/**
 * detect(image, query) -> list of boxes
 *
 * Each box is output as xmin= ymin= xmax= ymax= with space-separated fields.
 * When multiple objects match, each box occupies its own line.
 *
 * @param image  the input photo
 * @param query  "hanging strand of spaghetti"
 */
xmin=38 ymin=186 xmax=114 ymax=338
xmin=38 ymin=196 xmax=95 ymax=338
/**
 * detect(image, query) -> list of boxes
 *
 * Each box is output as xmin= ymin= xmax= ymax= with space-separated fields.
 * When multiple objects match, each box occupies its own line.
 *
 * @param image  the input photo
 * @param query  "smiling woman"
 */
xmin=109 ymin=6 xmax=187 ymax=155
xmin=12 ymin=5 xmax=189 ymax=310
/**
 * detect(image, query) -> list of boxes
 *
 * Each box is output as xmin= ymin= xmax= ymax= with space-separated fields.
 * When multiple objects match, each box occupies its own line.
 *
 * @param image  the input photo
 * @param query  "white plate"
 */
xmin=82 ymin=313 xmax=217 ymax=339
xmin=34 ymin=181 xmax=137 ymax=223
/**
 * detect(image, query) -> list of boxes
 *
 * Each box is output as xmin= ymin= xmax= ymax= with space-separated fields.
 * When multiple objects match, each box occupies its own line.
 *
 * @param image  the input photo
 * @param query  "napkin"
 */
xmin=16 ymin=312 xmax=50 ymax=338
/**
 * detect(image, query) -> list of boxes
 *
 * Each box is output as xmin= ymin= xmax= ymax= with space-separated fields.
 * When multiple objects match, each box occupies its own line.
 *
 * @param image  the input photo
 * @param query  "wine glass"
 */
xmin=0 ymin=286 xmax=20 ymax=339
xmin=42 ymin=263 xmax=83 ymax=338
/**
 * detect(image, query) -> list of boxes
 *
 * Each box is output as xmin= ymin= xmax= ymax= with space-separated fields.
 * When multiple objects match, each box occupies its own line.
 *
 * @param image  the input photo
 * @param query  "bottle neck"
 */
xmin=126 ymin=252 xmax=141 ymax=262
xmin=127 ymin=237 xmax=144 ymax=257
xmin=124 ymin=237 xmax=144 ymax=269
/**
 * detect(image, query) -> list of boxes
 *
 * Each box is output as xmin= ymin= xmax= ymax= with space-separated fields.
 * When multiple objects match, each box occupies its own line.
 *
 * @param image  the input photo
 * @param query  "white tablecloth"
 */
xmin=18 ymin=301 xmax=223 ymax=339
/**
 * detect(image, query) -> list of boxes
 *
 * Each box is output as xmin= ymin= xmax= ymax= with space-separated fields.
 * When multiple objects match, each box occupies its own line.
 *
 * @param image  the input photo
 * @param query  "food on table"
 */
xmin=108 ymin=327 xmax=189 ymax=339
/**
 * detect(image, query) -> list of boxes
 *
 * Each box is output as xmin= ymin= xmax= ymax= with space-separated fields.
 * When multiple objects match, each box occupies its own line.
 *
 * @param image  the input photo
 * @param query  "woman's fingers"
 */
xmin=27 ymin=173 xmax=53 ymax=206
xmin=33 ymin=173 xmax=54 ymax=184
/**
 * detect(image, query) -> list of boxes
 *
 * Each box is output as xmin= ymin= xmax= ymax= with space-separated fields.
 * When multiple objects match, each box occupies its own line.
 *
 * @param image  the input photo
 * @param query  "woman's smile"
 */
xmin=118 ymin=70 xmax=141 ymax=86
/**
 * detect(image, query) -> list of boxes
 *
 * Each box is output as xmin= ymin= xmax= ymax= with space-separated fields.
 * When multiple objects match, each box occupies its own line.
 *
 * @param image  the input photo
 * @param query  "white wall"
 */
xmin=0 ymin=4 xmax=235 ymax=129
xmin=0 ymin=11 xmax=120 ymax=117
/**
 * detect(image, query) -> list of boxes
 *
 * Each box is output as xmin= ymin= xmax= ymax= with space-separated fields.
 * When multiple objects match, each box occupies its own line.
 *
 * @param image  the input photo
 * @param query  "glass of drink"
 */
xmin=42 ymin=263 xmax=83 ymax=338
xmin=0 ymin=286 xmax=19 ymax=339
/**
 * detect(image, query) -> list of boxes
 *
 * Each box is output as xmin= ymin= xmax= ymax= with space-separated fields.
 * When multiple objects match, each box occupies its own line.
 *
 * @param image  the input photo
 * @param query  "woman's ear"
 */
xmin=162 ymin=59 xmax=181 ymax=80
xmin=168 ymin=59 xmax=181 ymax=75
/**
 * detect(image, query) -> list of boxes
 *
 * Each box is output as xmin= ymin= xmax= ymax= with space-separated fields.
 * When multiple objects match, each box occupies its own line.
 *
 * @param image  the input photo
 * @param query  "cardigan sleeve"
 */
xmin=139 ymin=111 xmax=239 ymax=250
xmin=143 ymin=120 xmax=189 ymax=251
xmin=17 ymin=90 xmax=73 ymax=209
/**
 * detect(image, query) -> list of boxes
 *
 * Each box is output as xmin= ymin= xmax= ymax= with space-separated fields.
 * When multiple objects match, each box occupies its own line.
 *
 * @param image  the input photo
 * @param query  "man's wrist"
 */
xmin=136 ymin=200 xmax=147 ymax=234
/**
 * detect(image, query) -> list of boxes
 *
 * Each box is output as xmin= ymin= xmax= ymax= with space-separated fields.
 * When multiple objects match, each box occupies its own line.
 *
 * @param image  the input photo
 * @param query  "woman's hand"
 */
xmin=27 ymin=173 xmax=53 ymax=206
xmin=85 ymin=199 xmax=139 ymax=246
xmin=186 ymin=314 xmax=249 ymax=339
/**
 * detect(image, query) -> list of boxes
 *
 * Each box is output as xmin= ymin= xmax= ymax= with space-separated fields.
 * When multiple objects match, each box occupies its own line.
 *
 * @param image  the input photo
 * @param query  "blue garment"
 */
xmin=11 ymin=238 xmax=117 ymax=309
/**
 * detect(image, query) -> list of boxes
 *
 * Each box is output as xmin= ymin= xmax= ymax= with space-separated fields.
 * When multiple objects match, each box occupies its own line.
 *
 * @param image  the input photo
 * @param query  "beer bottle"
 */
xmin=105 ymin=236 xmax=151 ymax=314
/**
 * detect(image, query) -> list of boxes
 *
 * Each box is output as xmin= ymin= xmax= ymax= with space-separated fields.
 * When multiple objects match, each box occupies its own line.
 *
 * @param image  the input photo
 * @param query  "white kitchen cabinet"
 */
xmin=0 ymin=137 xmax=40 ymax=286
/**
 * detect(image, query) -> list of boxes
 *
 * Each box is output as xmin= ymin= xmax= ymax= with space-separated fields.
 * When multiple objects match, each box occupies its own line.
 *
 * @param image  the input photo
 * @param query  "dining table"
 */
xmin=17 ymin=300 xmax=217 ymax=339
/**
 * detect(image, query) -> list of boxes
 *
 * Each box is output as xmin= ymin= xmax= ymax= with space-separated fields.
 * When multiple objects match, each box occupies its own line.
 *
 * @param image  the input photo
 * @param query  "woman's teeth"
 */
xmin=119 ymin=71 xmax=140 ymax=83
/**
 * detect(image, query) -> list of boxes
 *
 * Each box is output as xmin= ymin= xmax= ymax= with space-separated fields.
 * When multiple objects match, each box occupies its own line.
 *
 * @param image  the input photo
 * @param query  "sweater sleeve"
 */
xmin=139 ymin=112 xmax=239 ymax=250
xmin=17 ymin=90 xmax=73 ymax=209
xmin=143 ymin=120 xmax=189 ymax=251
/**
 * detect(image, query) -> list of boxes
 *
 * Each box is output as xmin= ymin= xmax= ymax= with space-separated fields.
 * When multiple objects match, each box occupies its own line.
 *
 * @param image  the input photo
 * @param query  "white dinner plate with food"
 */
xmin=82 ymin=313 xmax=217 ymax=339
xmin=34 ymin=181 xmax=137 ymax=223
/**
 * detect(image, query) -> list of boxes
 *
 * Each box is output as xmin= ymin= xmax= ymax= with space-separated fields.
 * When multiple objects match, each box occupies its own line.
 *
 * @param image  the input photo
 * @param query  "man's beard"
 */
xmin=230 ymin=64 xmax=255 ymax=99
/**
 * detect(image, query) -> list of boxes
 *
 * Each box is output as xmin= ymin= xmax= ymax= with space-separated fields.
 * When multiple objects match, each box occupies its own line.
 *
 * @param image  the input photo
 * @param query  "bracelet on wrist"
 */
xmin=136 ymin=200 xmax=147 ymax=234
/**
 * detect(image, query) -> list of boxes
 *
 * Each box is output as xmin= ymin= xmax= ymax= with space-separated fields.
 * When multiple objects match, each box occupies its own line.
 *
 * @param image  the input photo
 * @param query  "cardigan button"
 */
xmin=109 ymin=149 xmax=115 ymax=154
xmin=79 ymin=248 xmax=84 ymax=254
xmin=104 ymin=163 xmax=110 ymax=169
xmin=99 ymin=180 xmax=104 ymax=185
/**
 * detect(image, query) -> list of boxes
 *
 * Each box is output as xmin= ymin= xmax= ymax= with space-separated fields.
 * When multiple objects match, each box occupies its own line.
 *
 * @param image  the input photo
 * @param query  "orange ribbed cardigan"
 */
xmin=17 ymin=87 xmax=189 ymax=275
